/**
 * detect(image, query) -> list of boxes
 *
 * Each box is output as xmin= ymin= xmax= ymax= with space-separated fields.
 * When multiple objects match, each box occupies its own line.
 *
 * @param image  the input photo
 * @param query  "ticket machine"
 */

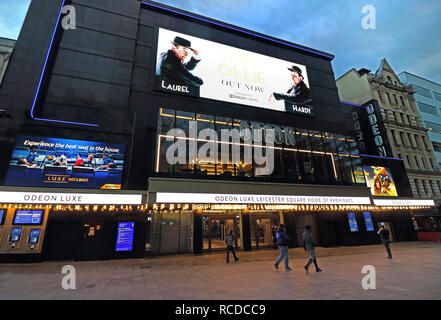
xmin=0 ymin=208 xmax=48 ymax=260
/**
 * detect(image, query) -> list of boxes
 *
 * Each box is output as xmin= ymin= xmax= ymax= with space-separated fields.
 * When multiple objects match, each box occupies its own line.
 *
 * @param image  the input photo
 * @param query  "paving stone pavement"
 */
xmin=0 ymin=242 xmax=440 ymax=300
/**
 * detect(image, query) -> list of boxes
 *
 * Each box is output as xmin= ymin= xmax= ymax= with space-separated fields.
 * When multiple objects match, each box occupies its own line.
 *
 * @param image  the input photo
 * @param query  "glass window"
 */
xmin=215 ymin=116 xmax=235 ymax=177
xmin=377 ymin=90 xmax=383 ymax=102
xmin=175 ymin=111 xmax=196 ymax=176
xmin=157 ymin=109 xmax=176 ymax=174
xmin=386 ymin=92 xmax=392 ymax=104
xmin=418 ymin=102 xmax=439 ymax=116
xmin=413 ymin=85 xmax=433 ymax=98
xmin=158 ymin=108 xmax=175 ymax=135
xmin=322 ymin=132 xmax=340 ymax=182
xmin=196 ymin=113 xmax=215 ymax=176
xmin=333 ymin=133 xmax=354 ymax=184
xmin=347 ymin=136 xmax=364 ymax=184
xmin=433 ymin=91 xmax=441 ymax=102
xmin=414 ymin=156 xmax=420 ymax=169
xmin=295 ymin=129 xmax=315 ymax=182
xmin=309 ymin=130 xmax=332 ymax=184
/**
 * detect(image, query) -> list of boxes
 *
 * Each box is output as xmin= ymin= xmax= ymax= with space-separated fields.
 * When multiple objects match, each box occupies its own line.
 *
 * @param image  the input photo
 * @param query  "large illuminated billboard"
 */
xmin=5 ymin=136 xmax=126 ymax=190
xmin=363 ymin=166 xmax=398 ymax=197
xmin=155 ymin=28 xmax=313 ymax=117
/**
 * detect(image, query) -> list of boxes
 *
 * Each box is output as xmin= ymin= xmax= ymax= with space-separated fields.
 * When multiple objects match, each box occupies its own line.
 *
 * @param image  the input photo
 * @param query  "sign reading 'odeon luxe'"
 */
xmin=156 ymin=193 xmax=371 ymax=205
xmin=0 ymin=192 xmax=143 ymax=205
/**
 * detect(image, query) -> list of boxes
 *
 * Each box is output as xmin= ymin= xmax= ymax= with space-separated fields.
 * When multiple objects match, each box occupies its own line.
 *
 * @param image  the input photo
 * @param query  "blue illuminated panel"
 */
xmin=363 ymin=212 xmax=374 ymax=231
xmin=0 ymin=209 xmax=4 ymax=225
xmin=115 ymin=222 xmax=135 ymax=252
xmin=13 ymin=210 xmax=43 ymax=225
xmin=347 ymin=212 xmax=359 ymax=232
xmin=9 ymin=227 xmax=22 ymax=242
xmin=29 ymin=229 xmax=41 ymax=244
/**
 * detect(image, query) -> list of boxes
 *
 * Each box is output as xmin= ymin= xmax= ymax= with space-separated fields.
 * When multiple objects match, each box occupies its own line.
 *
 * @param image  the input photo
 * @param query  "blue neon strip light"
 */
xmin=341 ymin=101 xmax=363 ymax=107
xmin=358 ymin=154 xmax=403 ymax=161
xmin=34 ymin=117 xmax=99 ymax=127
xmin=30 ymin=0 xmax=98 ymax=127
xmin=338 ymin=152 xmax=403 ymax=161
xmin=141 ymin=1 xmax=334 ymax=60
xmin=30 ymin=0 xmax=65 ymax=119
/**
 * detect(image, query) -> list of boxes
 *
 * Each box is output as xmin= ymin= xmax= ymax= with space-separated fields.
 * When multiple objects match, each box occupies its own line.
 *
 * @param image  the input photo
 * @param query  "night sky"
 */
xmin=1 ymin=0 xmax=440 ymax=83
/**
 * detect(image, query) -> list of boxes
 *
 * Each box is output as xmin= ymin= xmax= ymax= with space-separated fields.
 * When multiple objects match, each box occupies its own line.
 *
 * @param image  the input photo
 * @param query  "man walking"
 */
xmin=302 ymin=225 xmax=322 ymax=273
xmin=225 ymin=230 xmax=239 ymax=263
xmin=274 ymin=224 xmax=291 ymax=271
xmin=378 ymin=224 xmax=392 ymax=259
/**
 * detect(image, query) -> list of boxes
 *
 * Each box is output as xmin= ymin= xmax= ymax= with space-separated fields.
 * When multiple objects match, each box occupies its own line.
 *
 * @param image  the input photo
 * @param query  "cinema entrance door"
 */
xmin=202 ymin=214 xmax=241 ymax=251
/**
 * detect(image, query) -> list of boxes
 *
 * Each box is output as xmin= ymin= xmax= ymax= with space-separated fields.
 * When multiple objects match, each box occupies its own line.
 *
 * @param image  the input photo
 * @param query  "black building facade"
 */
xmin=0 ymin=0 xmax=434 ymax=262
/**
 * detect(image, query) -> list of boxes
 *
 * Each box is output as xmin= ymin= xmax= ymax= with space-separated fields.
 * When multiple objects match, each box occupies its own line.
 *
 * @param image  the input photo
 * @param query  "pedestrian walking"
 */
xmin=274 ymin=224 xmax=292 ymax=271
xmin=225 ymin=230 xmax=239 ymax=263
xmin=302 ymin=225 xmax=322 ymax=273
xmin=377 ymin=224 xmax=392 ymax=259
xmin=272 ymin=224 xmax=278 ymax=250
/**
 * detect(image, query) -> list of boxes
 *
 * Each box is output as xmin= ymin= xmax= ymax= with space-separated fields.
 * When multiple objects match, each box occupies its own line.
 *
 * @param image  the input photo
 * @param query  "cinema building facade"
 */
xmin=0 ymin=0 xmax=434 ymax=262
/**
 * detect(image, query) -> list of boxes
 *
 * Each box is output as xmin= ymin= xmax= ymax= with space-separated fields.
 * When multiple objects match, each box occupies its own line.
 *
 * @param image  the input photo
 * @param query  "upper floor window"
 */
xmin=432 ymin=141 xmax=441 ymax=153
xmin=417 ymin=102 xmax=439 ymax=117
xmin=424 ymin=121 xmax=441 ymax=134
xmin=377 ymin=90 xmax=383 ymax=102
xmin=155 ymin=108 xmax=360 ymax=185
xmin=413 ymin=85 xmax=433 ymax=98
xmin=433 ymin=91 xmax=441 ymax=102
xmin=386 ymin=92 xmax=392 ymax=105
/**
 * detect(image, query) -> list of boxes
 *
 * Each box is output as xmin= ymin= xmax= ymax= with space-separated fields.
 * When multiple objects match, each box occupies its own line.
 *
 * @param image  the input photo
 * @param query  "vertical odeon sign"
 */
xmin=352 ymin=99 xmax=393 ymax=157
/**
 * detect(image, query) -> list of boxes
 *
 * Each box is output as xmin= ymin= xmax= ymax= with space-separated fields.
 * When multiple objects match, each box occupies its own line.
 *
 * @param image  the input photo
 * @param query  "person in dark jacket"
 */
xmin=302 ymin=225 xmax=322 ymax=273
xmin=269 ymin=65 xmax=311 ymax=112
xmin=272 ymin=224 xmax=278 ymax=250
xmin=156 ymin=36 xmax=203 ymax=96
xmin=274 ymin=224 xmax=291 ymax=271
xmin=225 ymin=230 xmax=239 ymax=263
xmin=378 ymin=224 xmax=392 ymax=259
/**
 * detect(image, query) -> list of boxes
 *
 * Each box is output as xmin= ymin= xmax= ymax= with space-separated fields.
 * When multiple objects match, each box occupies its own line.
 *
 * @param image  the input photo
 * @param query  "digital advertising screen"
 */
xmin=115 ymin=222 xmax=135 ymax=252
xmin=155 ymin=28 xmax=314 ymax=117
xmin=9 ymin=227 xmax=22 ymax=242
xmin=363 ymin=211 xmax=375 ymax=231
xmin=347 ymin=212 xmax=359 ymax=232
xmin=5 ymin=136 xmax=126 ymax=190
xmin=13 ymin=210 xmax=43 ymax=225
xmin=29 ymin=229 xmax=41 ymax=244
xmin=363 ymin=166 xmax=398 ymax=197
xmin=0 ymin=209 xmax=5 ymax=225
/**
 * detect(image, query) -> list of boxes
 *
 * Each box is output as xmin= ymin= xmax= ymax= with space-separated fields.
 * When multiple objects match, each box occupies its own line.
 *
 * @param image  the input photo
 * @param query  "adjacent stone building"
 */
xmin=0 ymin=37 xmax=15 ymax=85
xmin=337 ymin=58 xmax=441 ymax=209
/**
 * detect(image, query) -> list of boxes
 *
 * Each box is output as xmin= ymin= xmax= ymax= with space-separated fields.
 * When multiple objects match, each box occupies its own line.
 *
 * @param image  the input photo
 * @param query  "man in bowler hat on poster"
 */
xmin=269 ymin=65 xmax=312 ymax=113
xmin=156 ymin=36 xmax=204 ymax=96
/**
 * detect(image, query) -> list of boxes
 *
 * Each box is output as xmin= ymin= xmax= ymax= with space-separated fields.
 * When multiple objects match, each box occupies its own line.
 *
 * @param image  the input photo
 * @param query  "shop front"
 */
xmin=146 ymin=178 xmax=435 ymax=254
xmin=0 ymin=187 xmax=146 ymax=262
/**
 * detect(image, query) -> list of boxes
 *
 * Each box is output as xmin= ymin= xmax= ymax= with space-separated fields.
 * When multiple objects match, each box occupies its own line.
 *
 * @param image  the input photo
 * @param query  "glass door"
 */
xmin=202 ymin=215 xmax=240 ymax=251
